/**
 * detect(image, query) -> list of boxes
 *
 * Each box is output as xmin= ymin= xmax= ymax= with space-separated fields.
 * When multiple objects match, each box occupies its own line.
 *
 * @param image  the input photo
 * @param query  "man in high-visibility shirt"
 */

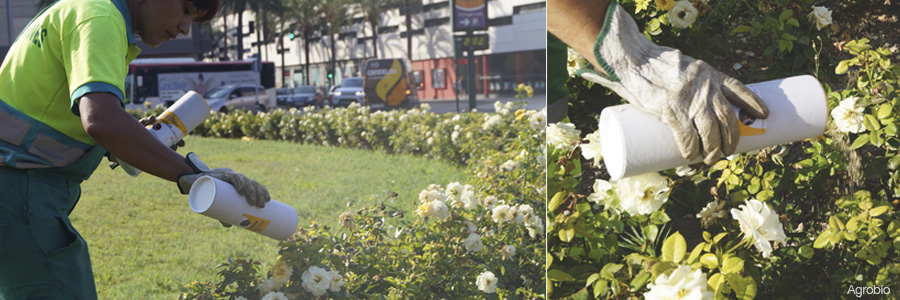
xmin=0 ymin=0 xmax=269 ymax=298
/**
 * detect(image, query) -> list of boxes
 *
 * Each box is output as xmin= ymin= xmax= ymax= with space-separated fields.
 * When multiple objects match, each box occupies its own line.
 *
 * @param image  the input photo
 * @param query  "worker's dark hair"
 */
xmin=187 ymin=0 xmax=219 ymax=22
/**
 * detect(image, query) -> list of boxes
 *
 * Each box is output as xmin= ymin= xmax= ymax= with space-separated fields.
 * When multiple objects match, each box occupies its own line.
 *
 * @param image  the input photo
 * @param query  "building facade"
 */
xmin=212 ymin=0 xmax=546 ymax=100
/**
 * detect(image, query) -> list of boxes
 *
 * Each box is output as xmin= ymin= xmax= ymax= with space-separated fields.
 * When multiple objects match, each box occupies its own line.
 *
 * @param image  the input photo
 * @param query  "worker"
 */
xmin=0 ymin=0 xmax=269 ymax=298
xmin=548 ymin=0 xmax=769 ymax=164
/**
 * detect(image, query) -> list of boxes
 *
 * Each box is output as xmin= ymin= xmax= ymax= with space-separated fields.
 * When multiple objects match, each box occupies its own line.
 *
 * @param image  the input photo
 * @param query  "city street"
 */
xmin=421 ymin=93 xmax=546 ymax=114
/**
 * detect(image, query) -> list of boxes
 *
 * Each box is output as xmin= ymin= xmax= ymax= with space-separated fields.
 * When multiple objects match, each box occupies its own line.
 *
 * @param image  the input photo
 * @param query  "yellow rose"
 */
xmin=656 ymin=0 xmax=676 ymax=10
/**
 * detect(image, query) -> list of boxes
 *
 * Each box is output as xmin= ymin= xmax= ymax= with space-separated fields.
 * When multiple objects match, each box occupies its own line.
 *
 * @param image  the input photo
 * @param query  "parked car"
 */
xmin=290 ymin=85 xmax=319 ymax=108
xmin=204 ymin=84 xmax=269 ymax=113
xmin=332 ymin=77 xmax=365 ymax=107
xmin=327 ymin=84 xmax=340 ymax=105
xmin=275 ymin=88 xmax=293 ymax=106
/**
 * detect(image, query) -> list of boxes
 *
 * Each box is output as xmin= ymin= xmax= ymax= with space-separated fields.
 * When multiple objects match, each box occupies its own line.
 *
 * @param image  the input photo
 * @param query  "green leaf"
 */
xmin=850 ymin=134 xmax=869 ymax=150
xmin=885 ymin=123 xmax=898 ymax=136
xmin=650 ymin=211 xmax=671 ymax=225
xmin=630 ymin=271 xmax=651 ymax=291
xmin=829 ymin=215 xmax=846 ymax=231
xmin=548 ymin=269 xmax=577 ymax=282
xmin=870 ymin=205 xmax=890 ymax=217
xmin=730 ymin=25 xmax=753 ymax=35
xmin=708 ymin=273 xmax=726 ymax=293
xmin=878 ymin=103 xmax=893 ymax=119
xmin=559 ymin=224 xmax=576 ymax=242
xmin=700 ymin=253 xmax=719 ymax=270
xmin=662 ymin=232 xmax=687 ymax=263
xmin=814 ymin=229 xmax=833 ymax=248
xmin=781 ymin=33 xmax=797 ymax=41
xmin=549 ymin=192 xmax=566 ymax=212
xmin=600 ymin=263 xmax=623 ymax=280
xmin=778 ymin=9 xmax=793 ymax=22
xmin=865 ymin=114 xmax=881 ymax=131
xmin=836 ymin=60 xmax=850 ymax=74
xmin=722 ymin=257 xmax=745 ymax=274
xmin=687 ymin=243 xmax=705 ymax=264
xmin=799 ymin=246 xmax=815 ymax=259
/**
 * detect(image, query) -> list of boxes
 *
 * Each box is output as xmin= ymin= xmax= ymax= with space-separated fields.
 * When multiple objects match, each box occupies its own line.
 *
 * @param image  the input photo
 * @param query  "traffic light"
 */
xmin=289 ymin=33 xmax=295 ymax=40
xmin=327 ymin=69 xmax=334 ymax=79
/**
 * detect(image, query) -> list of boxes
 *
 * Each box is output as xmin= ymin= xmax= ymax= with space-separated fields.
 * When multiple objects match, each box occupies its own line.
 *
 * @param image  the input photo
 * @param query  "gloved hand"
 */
xmin=576 ymin=2 xmax=769 ymax=165
xmin=177 ymin=152 xmax=270 ymax=208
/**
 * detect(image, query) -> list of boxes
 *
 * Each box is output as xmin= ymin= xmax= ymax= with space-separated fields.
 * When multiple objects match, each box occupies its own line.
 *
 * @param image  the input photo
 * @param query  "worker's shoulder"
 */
xmin=48 ymin=0 xmax=124 ymax=27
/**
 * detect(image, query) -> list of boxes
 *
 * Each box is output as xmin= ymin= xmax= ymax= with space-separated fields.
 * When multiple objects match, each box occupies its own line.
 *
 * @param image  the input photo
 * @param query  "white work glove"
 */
xmin=177 ymin=152 xmax=270 ymax=208
xmin=576 ymin=2 xmax=769 ymax=165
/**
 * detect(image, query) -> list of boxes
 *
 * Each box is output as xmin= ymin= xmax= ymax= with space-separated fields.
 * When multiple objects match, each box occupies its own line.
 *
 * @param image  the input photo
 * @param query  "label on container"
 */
xmin=734 ymin=106 xmax=767 ymax=137
xmin=240 ymin=214 xmax=271 ymax=233
xmin=156 ymin=110 xmax=188 ymax=135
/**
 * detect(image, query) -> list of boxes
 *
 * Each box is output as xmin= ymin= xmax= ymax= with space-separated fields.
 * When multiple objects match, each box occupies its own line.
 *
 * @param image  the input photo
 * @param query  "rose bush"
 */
xmin=552 ymin=1 xmax=900 ymax=299
xmin=162 ymin=96 xmax=545 ymax=299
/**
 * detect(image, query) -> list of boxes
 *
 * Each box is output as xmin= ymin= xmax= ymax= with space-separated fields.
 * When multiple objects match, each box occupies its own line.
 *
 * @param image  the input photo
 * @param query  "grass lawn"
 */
xmin=70 ymin=136 xmax=467 ymax=299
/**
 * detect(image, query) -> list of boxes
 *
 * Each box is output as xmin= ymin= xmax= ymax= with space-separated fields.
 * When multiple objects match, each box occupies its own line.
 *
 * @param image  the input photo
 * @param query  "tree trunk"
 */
xmin=237 ymin=9 xmax=244 ymax=60
xmin=405 ymin=0 xmax=411 ymax=60
xmin=303 ymin=29 xmax=311 ymax=85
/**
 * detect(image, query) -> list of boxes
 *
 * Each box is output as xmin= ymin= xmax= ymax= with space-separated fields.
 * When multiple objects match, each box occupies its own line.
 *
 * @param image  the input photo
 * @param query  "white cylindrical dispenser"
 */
xmin=600 ymin=75 xmax=828 ymax=181
xmin=189 ymin=176 xmax=299 ymax=240
xmin=120 ymin=91 xmax=211 ymax=176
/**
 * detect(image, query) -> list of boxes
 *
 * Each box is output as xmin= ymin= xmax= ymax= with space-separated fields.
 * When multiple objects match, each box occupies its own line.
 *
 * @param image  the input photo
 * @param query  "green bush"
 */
xmin=552 ymin=1 xmax=900 ymax=299
xmin=157 ymin=100 xmax=546 ymax=299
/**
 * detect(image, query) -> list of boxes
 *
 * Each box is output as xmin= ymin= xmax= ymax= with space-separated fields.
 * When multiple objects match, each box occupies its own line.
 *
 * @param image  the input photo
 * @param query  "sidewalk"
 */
xmin=420 ymin=92 xmax=546 ymax=114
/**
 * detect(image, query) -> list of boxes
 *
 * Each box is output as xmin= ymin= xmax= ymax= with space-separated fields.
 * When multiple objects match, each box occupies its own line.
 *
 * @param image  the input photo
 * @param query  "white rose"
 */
xmin=567 ymin=47 xmax=589 ymax=78
xmin=492 ymin=204 xmax=512 ymax=224
xmin=586 ymin=179 xmax=615 ymax=207
xmin=463 ymin=233 xmax=483 ymax=252
xmin=260 ymin=291 xmax=289 ymax=300
xmin=482 ymin=195 xmax=499 ymax=209
xmin=668 ymin=1 xmax=699 ymax=29
xmin=580 ymin=129 xmax=603 ymax=167
xmin=547 ymin=122 xmax=581 ymax=151
xmin=327 ymin=270 xmax=344 ymax=292
xmin=696 ymin=200 xmax=726 ymax=228
xmin=615 ymin=172 xmax=670 ymax=216
xmin=831 ymin=96 xmax=866 ymax=133
xmin=476 ymin=271 xmax=498 ymax=294
xmin=529 ymin=108 xmax=547 ymax=130
xmin=731 ymin=199 xmax=787 ymax=258
xmin=431 ymin=200 xmax=450 ymax=220
xmin=501 ymin=244 xmax=516 ymax=261
xmin=301 ymin=266 xmax=332 ymax=296
xmin=644 ymin=265 xmax=714 ymax=300
xmin=808 ymin=6 xmax=833 ymax=30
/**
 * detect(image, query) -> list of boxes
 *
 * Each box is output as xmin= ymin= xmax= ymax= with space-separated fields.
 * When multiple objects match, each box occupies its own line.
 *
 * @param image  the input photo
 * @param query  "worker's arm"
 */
xmin=80 ymin=92 xmax=270 ymax=207
xmin=547 ymin=0 xmax=609 ymax=73
xmin=79 ymin=92 xmax=194 ymax=182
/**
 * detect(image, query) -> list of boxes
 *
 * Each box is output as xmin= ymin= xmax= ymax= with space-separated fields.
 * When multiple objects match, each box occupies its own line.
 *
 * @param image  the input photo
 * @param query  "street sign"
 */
xmin=455 ymin=34 xmax=489 ymax=51
xmin=452 ymin=0 xmax=487 ymax=32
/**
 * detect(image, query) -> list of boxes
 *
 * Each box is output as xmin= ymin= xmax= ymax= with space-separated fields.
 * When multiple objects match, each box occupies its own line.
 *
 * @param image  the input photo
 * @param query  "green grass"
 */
xmin=70 ymin=136 xmax=467 ymax=299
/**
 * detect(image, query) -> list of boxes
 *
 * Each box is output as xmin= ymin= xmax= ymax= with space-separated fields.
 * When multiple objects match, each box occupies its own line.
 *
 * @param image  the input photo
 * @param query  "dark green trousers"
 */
xmin=0 ymin=146 xmax=105 ymax=300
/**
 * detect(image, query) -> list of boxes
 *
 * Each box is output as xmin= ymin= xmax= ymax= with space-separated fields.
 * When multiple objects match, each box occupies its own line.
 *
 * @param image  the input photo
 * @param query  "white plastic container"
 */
xmin=599 ymin=75 xmax=828 ymax=181
xmin=188 ymin=176 xmax=299 ymax=240
xmin=120 ymin=91 xmax=210 ymax=176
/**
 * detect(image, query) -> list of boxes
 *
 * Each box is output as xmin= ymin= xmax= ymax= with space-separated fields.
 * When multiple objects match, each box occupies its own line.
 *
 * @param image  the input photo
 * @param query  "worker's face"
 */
xmin=134 ymin=0 xmax=203 ymax=47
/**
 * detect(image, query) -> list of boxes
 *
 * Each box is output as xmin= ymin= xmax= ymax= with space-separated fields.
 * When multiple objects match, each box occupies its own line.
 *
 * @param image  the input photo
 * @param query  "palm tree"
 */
xmin=286 ymin=0 xmax=321 ymax=85
xmin=318 ymin=0 xmax=350 ymax=85
xmin=219 ymin=0 xmax=248 ymax=59
xmin=355 ymin=0 xmax=400 ymax=60
xmin=402 ymin=0 xmax=423 ymax=60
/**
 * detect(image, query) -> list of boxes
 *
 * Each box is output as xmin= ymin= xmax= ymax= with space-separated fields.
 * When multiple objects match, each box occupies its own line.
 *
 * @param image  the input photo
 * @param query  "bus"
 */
xmin=124 ymin=59 xmax=276 ymax=110
xmin=363 ymin=58 xmax=419 ymax=109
